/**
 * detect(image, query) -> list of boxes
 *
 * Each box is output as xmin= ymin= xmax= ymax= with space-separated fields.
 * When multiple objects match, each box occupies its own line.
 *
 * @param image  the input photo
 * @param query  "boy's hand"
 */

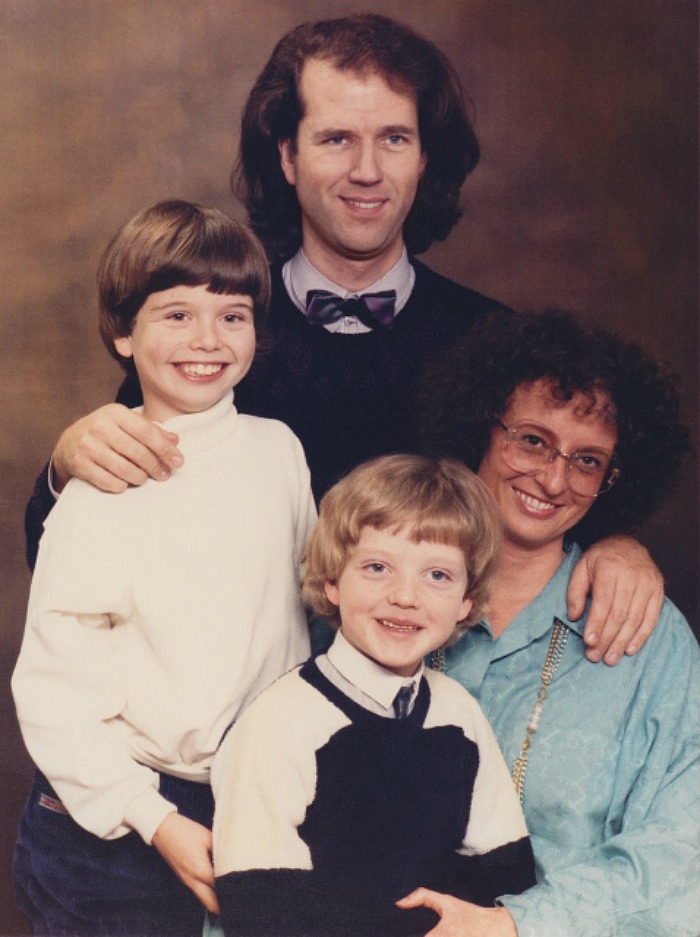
xmin=567 ymin=535 xmax=663 ymax=665
xmin=397 ymin=889 xmax=517 ymax=936
xmin=52 ymin=404 xmax=183 ymax=493
xmin=152 ymin=812 xmax=220 ymax=915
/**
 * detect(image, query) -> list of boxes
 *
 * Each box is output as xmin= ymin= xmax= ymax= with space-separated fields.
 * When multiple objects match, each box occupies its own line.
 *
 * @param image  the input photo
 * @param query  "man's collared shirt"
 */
xmin=282 ymin=248 xmax=415 ymax=334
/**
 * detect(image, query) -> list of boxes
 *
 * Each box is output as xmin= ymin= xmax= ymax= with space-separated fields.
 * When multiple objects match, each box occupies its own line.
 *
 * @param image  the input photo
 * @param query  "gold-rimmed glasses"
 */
xmin=495 ymin=419 xmax=619 ymax=498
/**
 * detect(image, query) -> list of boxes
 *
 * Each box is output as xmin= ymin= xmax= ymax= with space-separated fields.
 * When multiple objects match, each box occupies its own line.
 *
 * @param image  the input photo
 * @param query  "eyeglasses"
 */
xmin=495 ymin=419 xmax=619 ymax=498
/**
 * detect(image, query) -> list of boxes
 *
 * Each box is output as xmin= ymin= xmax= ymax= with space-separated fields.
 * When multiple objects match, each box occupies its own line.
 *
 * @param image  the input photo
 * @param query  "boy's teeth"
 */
xmin=381 ymin=620 xmax=418 ymax=632
xmin=181 ymin=363 xmax=223 ymax=376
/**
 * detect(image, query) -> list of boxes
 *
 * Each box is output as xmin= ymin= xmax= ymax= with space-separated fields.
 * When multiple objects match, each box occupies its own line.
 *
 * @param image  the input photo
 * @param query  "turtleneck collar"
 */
xmin=145 ymin=390 xmax=238 ymax=456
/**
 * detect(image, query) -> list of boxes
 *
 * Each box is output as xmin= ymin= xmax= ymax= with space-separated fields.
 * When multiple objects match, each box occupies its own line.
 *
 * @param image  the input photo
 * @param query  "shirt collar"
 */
xmin=328 ymin=629 xmax=422 ymax=711
xmin=282 ymin=247 xmax=415 ymax=317
xmin=479 ymin=544 xmax=586 ymax=659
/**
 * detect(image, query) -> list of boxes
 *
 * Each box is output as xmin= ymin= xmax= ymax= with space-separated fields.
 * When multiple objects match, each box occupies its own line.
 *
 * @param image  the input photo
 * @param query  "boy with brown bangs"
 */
xmin=212 ymin=454 xmax=535 ymax=937
xmin=12 ymin=200 xmax=316 ymax=937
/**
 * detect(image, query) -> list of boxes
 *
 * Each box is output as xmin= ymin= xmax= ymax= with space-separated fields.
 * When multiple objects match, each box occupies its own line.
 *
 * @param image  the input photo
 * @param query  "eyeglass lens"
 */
xmin=502 ymin=424 xmax=615 ymax=496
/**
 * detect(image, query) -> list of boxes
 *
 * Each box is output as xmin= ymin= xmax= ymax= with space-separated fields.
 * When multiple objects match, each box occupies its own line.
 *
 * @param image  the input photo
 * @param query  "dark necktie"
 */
xmin=393 ymin=684 xmax=414 ymax=720
xmin=305 ymin=289 xmax=397 ymax=330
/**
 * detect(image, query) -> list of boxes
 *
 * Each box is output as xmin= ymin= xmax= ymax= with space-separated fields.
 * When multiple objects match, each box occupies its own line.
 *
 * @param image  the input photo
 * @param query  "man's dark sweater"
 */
xmin=235 ymin=259 xmax=508 ymax=500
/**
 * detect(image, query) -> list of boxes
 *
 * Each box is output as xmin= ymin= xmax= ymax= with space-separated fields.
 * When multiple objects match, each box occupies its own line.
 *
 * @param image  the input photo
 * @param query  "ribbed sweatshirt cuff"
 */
xmin=124 ymin=787 xmax=178 ymax=844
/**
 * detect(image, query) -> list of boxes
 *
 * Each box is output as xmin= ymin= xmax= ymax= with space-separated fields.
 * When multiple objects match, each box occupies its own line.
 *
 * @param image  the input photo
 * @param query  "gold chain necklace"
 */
xmin=511 ymin=618 xmax=569 ymax=804
xmin=430 ymin=617 xmax=570 ymax=805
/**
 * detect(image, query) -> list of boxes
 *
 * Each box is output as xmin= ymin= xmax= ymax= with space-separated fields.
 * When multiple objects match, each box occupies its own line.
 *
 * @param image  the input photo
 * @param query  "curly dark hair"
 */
xmin=233 ymin=13 xmax=480 ymax=261
xmin=419 ymin=310 xmax=692 ymax=546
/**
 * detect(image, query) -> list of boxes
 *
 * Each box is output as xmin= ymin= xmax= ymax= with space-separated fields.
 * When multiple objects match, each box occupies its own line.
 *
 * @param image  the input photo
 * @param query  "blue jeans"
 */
xmin=13 ymin=770 xmax=214 ymax=936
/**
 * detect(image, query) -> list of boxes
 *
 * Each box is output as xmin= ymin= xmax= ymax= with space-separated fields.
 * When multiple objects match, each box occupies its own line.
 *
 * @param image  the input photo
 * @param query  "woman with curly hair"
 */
xmin=398 ymin=310 xmax=699 ymax=937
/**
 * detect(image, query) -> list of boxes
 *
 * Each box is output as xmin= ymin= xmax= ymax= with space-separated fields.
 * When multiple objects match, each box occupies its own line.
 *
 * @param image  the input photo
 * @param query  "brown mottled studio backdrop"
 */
xmin=1 ymin=0 xmax=697 ymax=932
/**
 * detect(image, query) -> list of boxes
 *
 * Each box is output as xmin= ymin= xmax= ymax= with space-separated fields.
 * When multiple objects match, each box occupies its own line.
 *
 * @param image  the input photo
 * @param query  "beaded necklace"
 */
xmin=430 ymin=616 xmax=570 ymax=805
xmin=511 ymin=618 xmax=569 ymax=804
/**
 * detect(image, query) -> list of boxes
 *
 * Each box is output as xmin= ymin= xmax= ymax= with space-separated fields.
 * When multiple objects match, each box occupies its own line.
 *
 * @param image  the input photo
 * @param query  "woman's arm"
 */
xmin=509 ymin=607 xmax=699 ymax=937
xmin=403 ymin=605 xmax=700 ymax=937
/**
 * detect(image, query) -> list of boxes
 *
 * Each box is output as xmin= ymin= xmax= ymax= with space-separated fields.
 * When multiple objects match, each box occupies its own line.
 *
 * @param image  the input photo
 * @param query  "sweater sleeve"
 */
xmin=13 ymin=481 xmax=175 ymax=843
xmin=452 ymin=685 xmax=536 ymax=903
xmin=420 ymin=673 xmax=535 ymax=905
xmin=501 ymin=604 xmax=700 ymax=937
xmin=212 ymin=672 xmax=330 ymax=936
xmin=24 ymin=461 xmax=55 ymax=571
xmin=212 ymin=673 xmax=323 ymax=876
xmin=289 ymin=428 xmax=317 ymax=562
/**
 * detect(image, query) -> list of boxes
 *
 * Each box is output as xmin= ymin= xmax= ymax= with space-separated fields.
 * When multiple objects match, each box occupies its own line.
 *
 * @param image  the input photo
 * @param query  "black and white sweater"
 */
xmin=212 ymin=659 xmax=535 ymax=937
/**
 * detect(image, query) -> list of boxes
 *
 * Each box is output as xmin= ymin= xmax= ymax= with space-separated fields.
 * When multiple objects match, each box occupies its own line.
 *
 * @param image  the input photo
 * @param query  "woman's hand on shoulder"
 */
xmin=396 ymin=889 xmax=518 ymax=936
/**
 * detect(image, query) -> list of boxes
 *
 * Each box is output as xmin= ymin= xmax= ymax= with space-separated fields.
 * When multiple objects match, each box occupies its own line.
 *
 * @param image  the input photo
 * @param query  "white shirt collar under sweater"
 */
xmin=316 ymin=629 xmax=422 ymax=718
xmin=282 ymin=247 xmax=415 ymax=334
xmin=144 ymin=390 xmax=238 ymax=455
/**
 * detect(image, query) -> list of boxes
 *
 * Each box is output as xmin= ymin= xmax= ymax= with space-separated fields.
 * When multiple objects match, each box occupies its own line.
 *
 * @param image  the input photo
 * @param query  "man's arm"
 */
xmin=25 ymin=403 xmax=183 ymax=569
xmin=50 ymin=404 xmax=183 ymax=493
xmin=25 ymin=463 xmax=58 ymax=571
xmin=567 ymin=536 xmax=664 ymax=665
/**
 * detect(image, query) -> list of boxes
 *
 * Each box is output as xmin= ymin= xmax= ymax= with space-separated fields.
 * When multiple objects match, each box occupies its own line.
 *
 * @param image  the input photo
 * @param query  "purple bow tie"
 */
xmin=305 ymin=289 xmax=397 ymax=330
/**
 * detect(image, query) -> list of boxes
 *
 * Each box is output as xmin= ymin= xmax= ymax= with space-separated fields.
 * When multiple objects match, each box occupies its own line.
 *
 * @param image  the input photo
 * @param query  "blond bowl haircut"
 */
xmin=303 ymin=455 xmax=502 ymax=642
